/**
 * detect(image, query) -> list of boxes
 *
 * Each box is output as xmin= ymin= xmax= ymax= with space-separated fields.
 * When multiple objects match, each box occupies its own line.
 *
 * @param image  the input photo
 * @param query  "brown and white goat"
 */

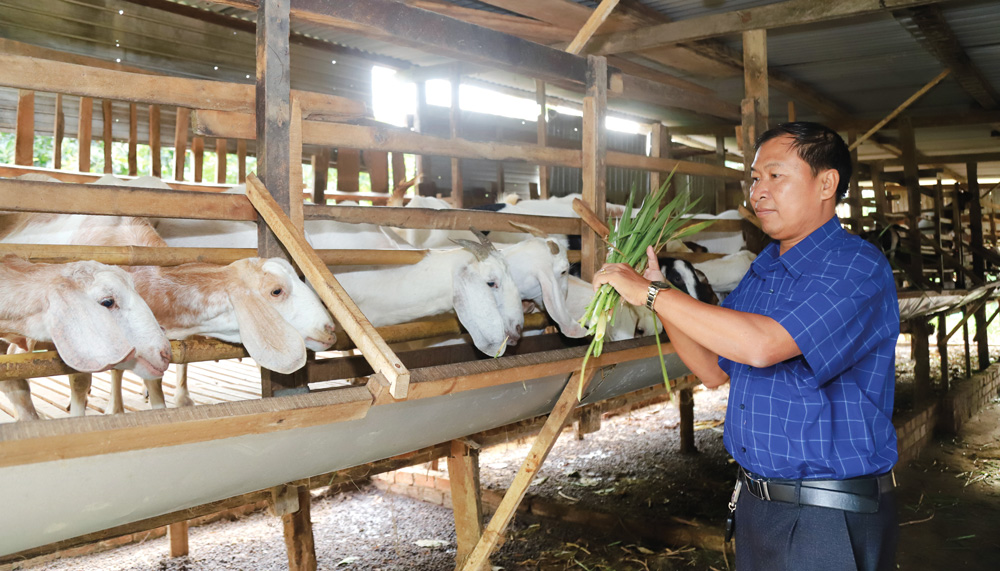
xmin=2 ymin=174 xmax=336 ymax=412
xmin=0 ymin=255 xmax=171 ymax=419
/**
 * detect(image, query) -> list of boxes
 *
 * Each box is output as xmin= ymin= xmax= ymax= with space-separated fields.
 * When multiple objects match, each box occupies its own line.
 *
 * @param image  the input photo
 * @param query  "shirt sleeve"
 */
xmin=769 ymin=276 xmax=891 ymax=388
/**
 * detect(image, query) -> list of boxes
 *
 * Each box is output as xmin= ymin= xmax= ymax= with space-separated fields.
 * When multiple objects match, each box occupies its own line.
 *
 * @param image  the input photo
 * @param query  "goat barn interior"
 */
xmin=0 ymin=0 xmax=999 ymax=570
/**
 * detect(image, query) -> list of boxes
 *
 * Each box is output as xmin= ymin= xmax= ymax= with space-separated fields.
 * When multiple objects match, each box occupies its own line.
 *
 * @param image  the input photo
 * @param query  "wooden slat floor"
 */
xmin=0 ymin=353 xmax=352 ymax=423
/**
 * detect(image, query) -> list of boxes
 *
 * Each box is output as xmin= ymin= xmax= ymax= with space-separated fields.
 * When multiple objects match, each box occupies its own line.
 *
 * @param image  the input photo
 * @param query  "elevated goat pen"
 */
xmin=0 ymin=23 xmax=750 ymax=567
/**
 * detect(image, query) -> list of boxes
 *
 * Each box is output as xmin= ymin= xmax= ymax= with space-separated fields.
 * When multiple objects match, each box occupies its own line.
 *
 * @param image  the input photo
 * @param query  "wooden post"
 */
xmin=963 ymin=307 xmax=972 ymax=377
xmin=968 ymin=162 xmax=990 ymax=370
xmin=649 ymin=123 xmax=670 ymax=199
xmin=167 ymin=521 xmax=189 ymax=558
xmin=575 ymin=406 xmax=601 ymax=440
xmin=742 ymin=29 xmax=769 ymax=253
xmin=257 ymin=0 xmax=309 ymax=401
xmin=448 ymin=439 xmax=483 ymax=570
xmin=271 ymin=485 xmax=316 ymax=571
xmin=934 ymin=175 xmax=945 ymax=284
xmin=312 ymin=148 xmax=329 ymax=204
xmin=787 ymin=100 xmax=796 ymax=122
xmin=938 ymin=313 xmax=950 ymax=392
xmin=15 ymin=90 xmax=34 ymax=166
xmin=952 ymin=184 xmax=966 ymax=289
xmin=237 ymin=139 xmax=247 ymax=183
xmin=78 ymin=97 xmax=93 ymax=172
xmin=871 ymin=161 xmax=887 ymax=224
xmin=461 ymin=372 xmax=595 ymax=571
xmin=847 ymin=130 xmax=862 ymax=233
xmin=391 ymin=151 xmax=406 ymax=187
xmin=415 ymin=81 xmax=431 ymax=185
xmin=102 ymin=100 xmax=113 ymax=174
xmin=337 ymin=149 xmax=361 ymax=194
xmin=53 ymin=93 xmax=64 ymax=169
xmin=192 ymin=136 xmax=205 ymax=183
xmin=216 ymin=138 xmax=228 ymax=184
xmin=678 ymin=387 xmax=696 ymax=454
xmin=128 ymin=103 xmax=138 ymax=176
xmin=580 ymin=55 xmax=607 ymax=282
xmin=450 ymin=70 xmax=464 ymax=208
xmin=715 ymin=135 xmax=727 ymax=212
xmin=899 ymin=117 xmax=924 ymax=288
xmin=913 ymin=319 xmax=931 ymax=404
xmin=174 ymin=107 xmax=190 ymax=181
xmin=535 ymin=79 xmax=550 ymax=199
xmin=149 ymin=105 xmax=161 ymax=178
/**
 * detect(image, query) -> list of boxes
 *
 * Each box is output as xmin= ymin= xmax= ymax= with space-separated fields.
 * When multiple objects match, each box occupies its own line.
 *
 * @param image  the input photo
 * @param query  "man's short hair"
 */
xmin=755 ymin=122 xmax=852 ymax=203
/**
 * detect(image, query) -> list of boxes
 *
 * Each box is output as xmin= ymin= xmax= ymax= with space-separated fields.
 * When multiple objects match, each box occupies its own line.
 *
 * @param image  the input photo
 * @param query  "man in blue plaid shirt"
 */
xmin=594 ymin=122 xmax=899 ymax=570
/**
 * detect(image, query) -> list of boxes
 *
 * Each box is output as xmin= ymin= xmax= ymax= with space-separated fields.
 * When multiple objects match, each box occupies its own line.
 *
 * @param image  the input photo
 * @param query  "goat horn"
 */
xmin=451 ymin=238 xmax=491 ymax=261
xmin=469 ymin=227 xmax=498 ymax=252
xmin=508 ymin=221 xmax=549 ymax=239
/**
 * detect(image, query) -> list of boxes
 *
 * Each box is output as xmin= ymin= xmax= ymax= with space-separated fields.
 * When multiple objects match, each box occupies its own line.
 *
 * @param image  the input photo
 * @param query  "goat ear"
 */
xmin=537 ymin=271 xmax=587 ymax=338
xmin=45 ymin=289 xmax=134 ymax=372
xmin=229 ymin=287 xmax=306 ymax=374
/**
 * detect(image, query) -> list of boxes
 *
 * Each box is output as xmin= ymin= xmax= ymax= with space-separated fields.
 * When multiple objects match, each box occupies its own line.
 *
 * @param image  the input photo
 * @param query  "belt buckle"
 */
xmin=759 ymin=479 xmax=771 ymax=500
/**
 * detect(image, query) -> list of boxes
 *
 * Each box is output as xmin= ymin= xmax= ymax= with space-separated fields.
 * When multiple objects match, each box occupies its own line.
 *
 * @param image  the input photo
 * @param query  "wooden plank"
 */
xmin=53 ymin=93 xmax=64 ymax=169
xmin=449 ymin=440 xmax=484 ymax=569
xmin=649 ymin=124 xmax=669 ymax=198
xmin=168 ymin=521 xmax=189 ymax=558
xmin=282 ymin=486 xmax=317 ymax=571
xmin=217 ymin=138 xmax=228 ymax=184
xmin=968 ymin=162 xmax=990 ymax=370
xmin=246 ymin=174 xmax=411 ymax=399
xmin=450 ymin=70 xmax=464 ymax=208
xmin=0 ymin=385 xmax=372 ymax=469
xmin=337 ymin=149 xmax=361 ymax=193
xmin=0 ymin=165 xmax=231 ymax=192
xmin=461 ymin=371 xmax=596 ymax=570
xmin=848 ymin=69 xmax=952 ymax=151
xmin=193 ymin=111 xmax=743 ymax=179
xmin=391 ymin=151 xmax=406 ymax=187
xmin=174 ymin=107 xmax=190 ymax=181
xmin=238 ymin=139 xmax=248 ymax=183
xmin=78 ymin=97 xmax=93 ymax=173
xmin=587 ymin=0 xmax=955 ymax=55
xmin=102 ymin=100 xmax=113 ymax=174
xmin=290 ymin=99 xmax=305 ymax=232
xmin=128 ymin=103 xmax=138 ymax=176
xmin=610 ymin=72 xmax=741 ymax=121
xmin=15 ymin=90 xmax=34 ymax=166
xmin=149 ymin=105 xmax=161 ymax=178
xmin=192 ymin=137 xmax=205 ymax=183
xmin=0 ymin=179 xmax=256 ymax=220
xmin=210 ymin=0 xmax=589 ymax=88
xmin=565 ymin=0 xmax=620 ymax=55
xmin=0 ymin=54 xmax=368 ymax=120
xmin=304 ymin=204 xmax=582 ymax=234
xmin=581 ymin=56 xmax=607 ymax=283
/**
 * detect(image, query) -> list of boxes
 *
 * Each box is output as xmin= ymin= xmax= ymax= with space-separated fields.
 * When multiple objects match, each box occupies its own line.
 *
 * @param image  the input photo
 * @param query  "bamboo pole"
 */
xmin=246 ymin=174 xmax=411 ymax=399
xmin=847 ymin=69 xmax=951 ymax=152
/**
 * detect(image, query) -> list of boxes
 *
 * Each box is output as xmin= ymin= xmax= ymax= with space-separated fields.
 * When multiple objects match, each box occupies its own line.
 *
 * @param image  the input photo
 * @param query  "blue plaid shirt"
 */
xmin=719 ymin=217 xmax=899 ymax=480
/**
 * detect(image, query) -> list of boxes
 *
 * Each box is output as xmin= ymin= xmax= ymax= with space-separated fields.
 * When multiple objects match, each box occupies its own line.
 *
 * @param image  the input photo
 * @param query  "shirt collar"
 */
xmin=749 ymin=216 xmax=843 ymax=279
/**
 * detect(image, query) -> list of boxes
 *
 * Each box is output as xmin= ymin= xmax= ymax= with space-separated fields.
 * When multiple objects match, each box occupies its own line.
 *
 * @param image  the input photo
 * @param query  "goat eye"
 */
xmin=271 ymin=288 xmax=283 ymax=297
xmin=486 ymin=281 xmax=497 ymax=288
xmin=100 ymin=298 xmax=115 ymax=308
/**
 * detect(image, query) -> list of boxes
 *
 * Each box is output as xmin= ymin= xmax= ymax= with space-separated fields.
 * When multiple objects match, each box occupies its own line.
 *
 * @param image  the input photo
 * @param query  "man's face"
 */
xmin=749 ymin=135 xmax=836 ymax=247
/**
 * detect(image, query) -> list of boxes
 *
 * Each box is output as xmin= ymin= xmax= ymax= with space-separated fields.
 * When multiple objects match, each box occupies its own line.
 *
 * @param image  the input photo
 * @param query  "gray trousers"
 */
xmin=734 ymin=485 xmax=898 ymax=571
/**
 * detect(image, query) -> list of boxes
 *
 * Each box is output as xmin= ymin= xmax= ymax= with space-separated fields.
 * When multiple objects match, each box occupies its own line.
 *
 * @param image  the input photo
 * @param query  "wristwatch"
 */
xmin=645 ymin=281 xmax=670 ymax=311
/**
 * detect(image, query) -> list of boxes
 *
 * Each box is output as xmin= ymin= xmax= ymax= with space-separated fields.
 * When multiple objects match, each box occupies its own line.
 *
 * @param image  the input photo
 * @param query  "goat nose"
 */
xmin=160 ymin=347 xmax=172 ymax=366
xmin=516 ymin=324 xmax=523 ymax=335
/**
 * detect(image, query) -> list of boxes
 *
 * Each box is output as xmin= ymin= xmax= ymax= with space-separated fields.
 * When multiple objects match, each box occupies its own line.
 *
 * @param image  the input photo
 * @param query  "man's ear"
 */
xmin=819 ymin=169 xmax=840 ymax=200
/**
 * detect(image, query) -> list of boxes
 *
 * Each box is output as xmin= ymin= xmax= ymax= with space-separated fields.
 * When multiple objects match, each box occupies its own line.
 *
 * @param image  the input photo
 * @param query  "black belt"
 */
xmin=739 ymin=467 xmax=895 ymax=514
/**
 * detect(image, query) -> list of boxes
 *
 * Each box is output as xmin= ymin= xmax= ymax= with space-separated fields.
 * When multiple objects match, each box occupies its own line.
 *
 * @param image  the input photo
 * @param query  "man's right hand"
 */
xmin=642 ymin=246 xmax=662 ymax=282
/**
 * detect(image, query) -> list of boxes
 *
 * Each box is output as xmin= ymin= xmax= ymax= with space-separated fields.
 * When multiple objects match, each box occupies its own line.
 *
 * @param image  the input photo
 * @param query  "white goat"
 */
xmin=334 ymin=232 xmax=524 ymax=357
xmin=2 ymin=174 xmax=336 ymax=411
xmin=686 ymin=209 xmax=745 ymax=254
xmin=0 ymin=255 xmax=171 ymax=419
xmin=565 ymin=276 xmax=660 ymax=342
xmin=693 ymin=250 xmax=756 ymax=299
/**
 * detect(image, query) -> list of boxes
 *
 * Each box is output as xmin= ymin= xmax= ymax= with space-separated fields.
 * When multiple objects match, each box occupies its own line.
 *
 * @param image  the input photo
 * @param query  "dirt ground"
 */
xmin=18 ymin=345 xmax=1000 ymax=571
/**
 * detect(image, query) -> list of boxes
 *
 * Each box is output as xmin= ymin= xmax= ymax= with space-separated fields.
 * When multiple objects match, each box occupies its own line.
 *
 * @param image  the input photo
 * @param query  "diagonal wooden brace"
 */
xmin=246 ymin=173 xmax=411 ymax=399
xmin=461 ymin=370 xmax=596 ymax=571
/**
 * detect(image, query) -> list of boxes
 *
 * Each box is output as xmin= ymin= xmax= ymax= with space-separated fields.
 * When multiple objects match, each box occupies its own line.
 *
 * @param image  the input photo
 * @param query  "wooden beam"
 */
xmin=149 ymin=105 xmax=161 ymax=177
xmin=580 ymin=56 xmax=607 ymax=283
xmin=450 ymin=70 xmax=464 ymax=208
xmin=216 ymin=138 xmax=229 ymax=184
xmin=565 ymin=0 xmax=620 ymax=55
xmin=312 ymin=149 xmax=329 ymax=204
xmin=53 ymin=93 xmax=64 ymax=170
xmin=405 ymin=0 xmax=574 ymax=45
xmin=336 ymin=149 xmax=361 ymax=193
xmin=881 ymin=151 xmax=1000 ymax=167
xmin=968 ymin=162 xmax=990 ymax=370
xmin=78 ymin=97 xmax=93 ymax=173
xmin=128 ymin=104 xmax=139 ymax=176
xmin=588 ymin=0 xmax=955 ymax=55
xmin=192 ymin=137 xmax=205 ymax=183
xmin=174 ymin=107 xmax=190 ymax=181
xmin=535 ymin=80 xmax=550 ymax=199
xmin=246 ymin=174 xmax=411 ymax=399
xmin=305 ymin=204 xmax=582 ymax=234
xmin=609 ymin=72 xmax=741 ymax=120
xmin=0 ymin=54 xmax=369 ymax=121
xmin=848 ymin=69 xmax=951 ymax=151
xmin=15 ymin=90 xmax=34 ymax=166
xmin=461 ymin=371 xmax=596 ymax=570
xmin=448 ymin=440 xmax=484 ymax=569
